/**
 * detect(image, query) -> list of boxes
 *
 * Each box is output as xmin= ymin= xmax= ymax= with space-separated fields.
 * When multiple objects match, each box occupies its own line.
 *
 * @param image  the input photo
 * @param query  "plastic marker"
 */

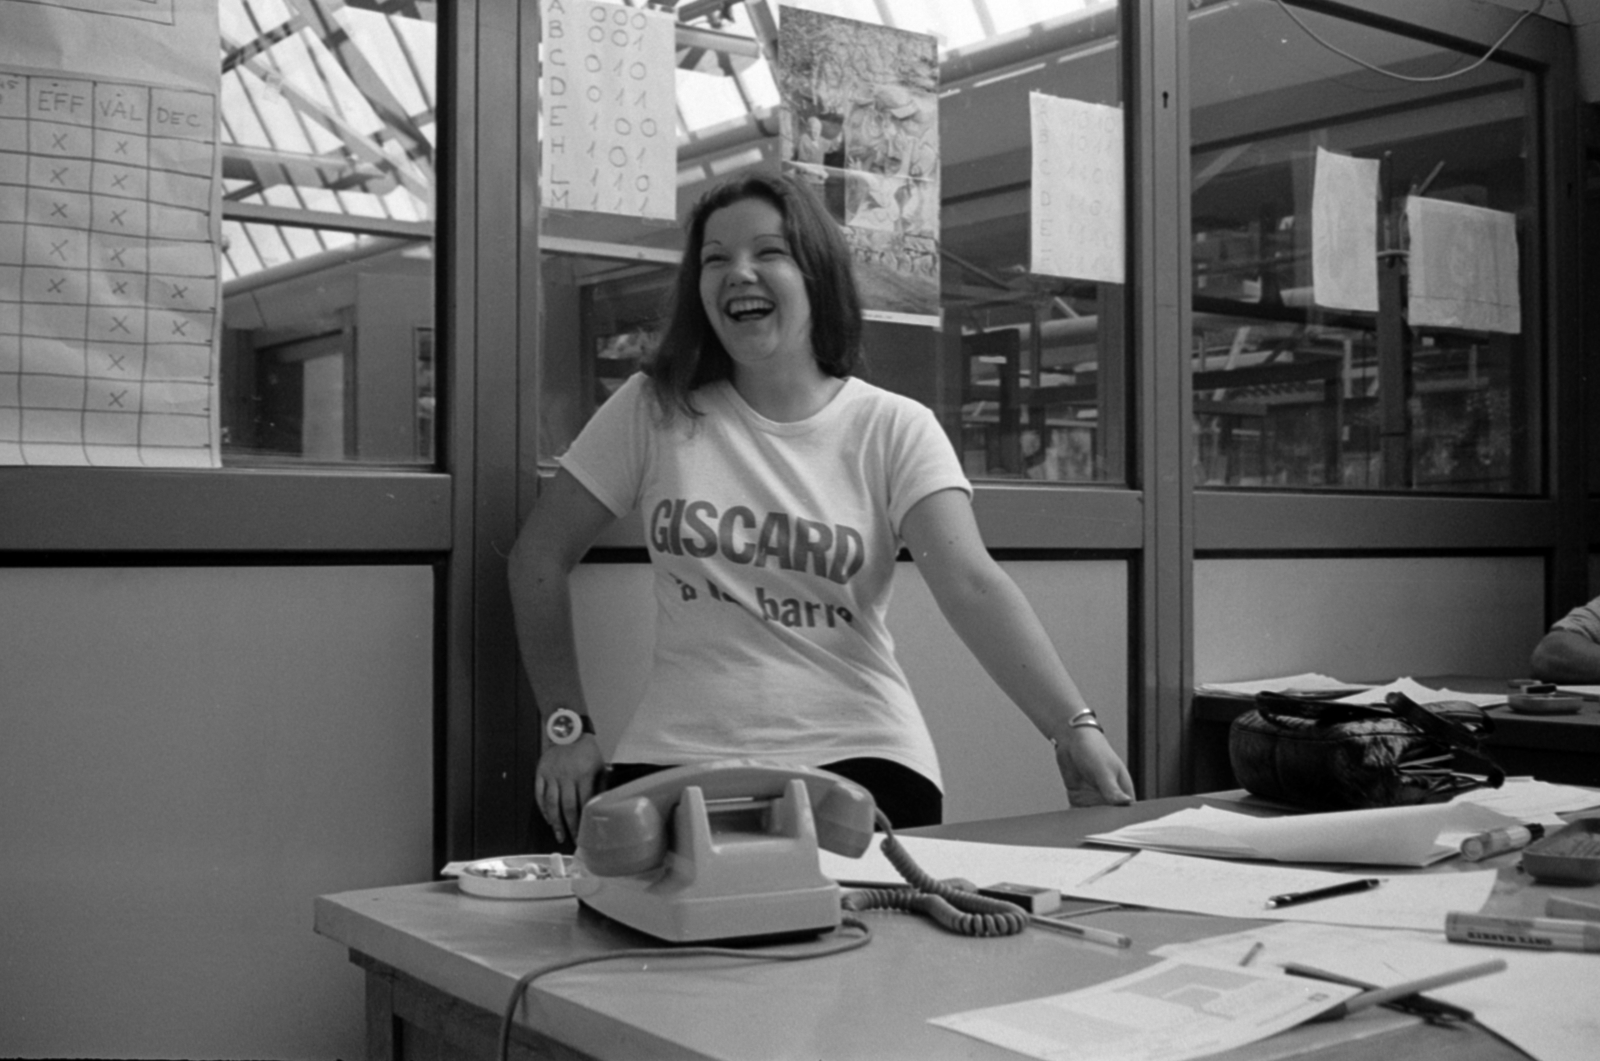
xmin=1028 ymin=914 xmax=1132 ymax=948
xmin=1309 ymin=959 xmax=1506 ymax=1022
xmin=1445 ymin=912 xmax=1600 ymax=952
xmin=1265 ymin=878 xmax=1381 ymax=909
xmin=1460 ymin=823 xmax=1545 ymax=861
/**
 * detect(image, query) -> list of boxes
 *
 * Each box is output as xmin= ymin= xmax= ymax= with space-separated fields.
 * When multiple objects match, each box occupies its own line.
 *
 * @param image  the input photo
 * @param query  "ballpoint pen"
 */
xmin=1028 ymin=914 xmax=1132 ymax=948
xmin=1265 ymin=878 xmax=1381 ymax=909
xmin=1307 ymin=959 xmax=1507 ymax=1022
xmin=1283 ymin=962 xmax=1474 ymax=1023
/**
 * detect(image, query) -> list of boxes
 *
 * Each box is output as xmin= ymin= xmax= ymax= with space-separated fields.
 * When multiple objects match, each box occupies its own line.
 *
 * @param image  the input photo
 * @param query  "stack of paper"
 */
xmin=1336 ymin=676 xmax=1506 ymax=708
xmin=1195 ymin=673 xmax=1370 ymax=697
xmin=1195 ymin=673 xmax=1511 ymax=707
xmin=1083 ymin=800 xmax=1517 ymax=866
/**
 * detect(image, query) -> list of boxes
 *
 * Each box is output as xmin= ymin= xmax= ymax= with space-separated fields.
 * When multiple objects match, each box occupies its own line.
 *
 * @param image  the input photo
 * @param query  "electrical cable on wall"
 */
xmin=1274 ymin=0 xmax=1549 ymax=83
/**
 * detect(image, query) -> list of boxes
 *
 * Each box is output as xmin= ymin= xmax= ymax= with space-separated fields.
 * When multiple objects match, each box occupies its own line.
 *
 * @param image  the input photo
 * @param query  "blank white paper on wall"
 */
xmin=1311 ymin=146 xmax=1379 ymax=313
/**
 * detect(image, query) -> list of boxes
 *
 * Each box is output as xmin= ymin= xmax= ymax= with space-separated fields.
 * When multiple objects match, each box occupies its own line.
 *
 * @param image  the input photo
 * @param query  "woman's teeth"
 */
xmin=726 ymin=298 xmax=773 ymax=322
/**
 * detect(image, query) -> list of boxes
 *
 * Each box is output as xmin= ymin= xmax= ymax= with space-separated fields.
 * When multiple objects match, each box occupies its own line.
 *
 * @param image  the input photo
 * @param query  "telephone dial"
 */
xmin=572 ymin=759 xmax=1031 ymax=944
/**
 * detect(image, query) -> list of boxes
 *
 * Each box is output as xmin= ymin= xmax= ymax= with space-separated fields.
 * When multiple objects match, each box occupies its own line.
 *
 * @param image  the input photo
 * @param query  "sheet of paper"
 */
xmin=538 ymin=0 xmax=677 ymax=220
xmin=1336 ymin=676 xmax=1507 ymax=708
xmin=1086 ymin=801 xmax=1516 ymax=866
xmin=1554 ymin=684 xmax=1600 ymax=700
xmin=1 ymin=0 xmax=223 ymax=467
xmin=1030 ymin=92 xmax=1123 ymax=284
xmin=1069 ymin=850 xmax=1497 ymax=931
xmin=1152 ymin=921 xmax=1472 ymax=981
xmin=1195 ymin=673 xmax=1371 ymax=698
xmin=819 ymin=834 xmax=1132 ymax=892
xmin=931 ymin=959 xmax=1360 ymax=1061
xmin=1406 ymin=194 xmax=1520 ymax=335
xmin=1153 ymin=921 xmax=1600 ymax=1061
xmin=1451 ymin=778 xmax=1600 ymax=824
xmin=1311 ymin=147 xmax=1378 ymax=312
xmin=1430 ymin=950 xmax=1598 ymax=1061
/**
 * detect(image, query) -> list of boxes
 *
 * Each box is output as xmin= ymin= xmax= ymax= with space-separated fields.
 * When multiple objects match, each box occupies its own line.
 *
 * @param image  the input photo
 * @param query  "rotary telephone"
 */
xmin=573 ymin=759 xmax=1029 ymax=943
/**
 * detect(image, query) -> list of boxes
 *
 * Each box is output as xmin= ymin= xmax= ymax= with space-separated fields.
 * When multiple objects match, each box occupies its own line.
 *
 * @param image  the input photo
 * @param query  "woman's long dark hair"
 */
xmin=645 ymin=169 xmax=863 ymax=420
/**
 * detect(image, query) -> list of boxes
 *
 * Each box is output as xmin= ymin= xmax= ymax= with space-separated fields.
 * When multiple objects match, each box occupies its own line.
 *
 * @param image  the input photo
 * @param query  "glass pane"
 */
xmin=218 ymin=0 xmax=436 ymax=465
xmin=538 ymin=0 xmax=1126 ymax=485
xmin=1189 ymin=0 xmax=1537 ymax=493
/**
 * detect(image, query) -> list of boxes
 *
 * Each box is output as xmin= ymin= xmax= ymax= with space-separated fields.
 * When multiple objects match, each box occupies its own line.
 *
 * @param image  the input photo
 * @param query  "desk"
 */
xmin=1192 ymin=677 xmax=1600 ymax=791
xmin=315 ymin=794 xmax=1590 ymax=1061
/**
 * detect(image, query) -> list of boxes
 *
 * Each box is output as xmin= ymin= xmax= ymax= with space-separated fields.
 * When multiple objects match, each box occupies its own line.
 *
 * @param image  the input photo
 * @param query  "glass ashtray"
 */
xmin=445 ymin=854 xmax=581 ymax=899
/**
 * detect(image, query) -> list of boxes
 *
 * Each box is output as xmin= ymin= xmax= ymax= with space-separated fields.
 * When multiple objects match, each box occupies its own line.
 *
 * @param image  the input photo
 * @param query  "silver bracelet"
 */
xmin=1050 ymin=709 xmax=1103 ymax=747
xmin=1067 ymin=708 xmax=1103 ymax=732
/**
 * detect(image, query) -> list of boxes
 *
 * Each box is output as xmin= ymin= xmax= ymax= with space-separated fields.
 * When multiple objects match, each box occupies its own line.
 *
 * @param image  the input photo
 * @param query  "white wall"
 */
xmin=571 ymin=559 xmax=1129 ymax=824
xmin=0 ymin=565 xmax=434 ymax=1060
xmin=1194 ymin=555 xmax=1546 ymax=685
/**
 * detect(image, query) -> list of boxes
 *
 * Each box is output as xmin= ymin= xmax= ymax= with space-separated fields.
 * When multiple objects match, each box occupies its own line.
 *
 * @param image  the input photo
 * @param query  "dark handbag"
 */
xmin=1228 ymin=690 xmax=1505 ymax=811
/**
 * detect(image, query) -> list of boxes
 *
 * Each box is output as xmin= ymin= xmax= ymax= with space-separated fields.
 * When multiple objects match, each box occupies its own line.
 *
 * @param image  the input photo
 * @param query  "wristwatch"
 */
xmin=544 ymin=708 xmax=595 ymax=746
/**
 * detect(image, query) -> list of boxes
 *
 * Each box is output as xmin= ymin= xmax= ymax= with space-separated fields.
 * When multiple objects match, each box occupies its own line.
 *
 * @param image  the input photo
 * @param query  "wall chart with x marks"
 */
xmin=0 ymin=0 xmax=222 ymax=467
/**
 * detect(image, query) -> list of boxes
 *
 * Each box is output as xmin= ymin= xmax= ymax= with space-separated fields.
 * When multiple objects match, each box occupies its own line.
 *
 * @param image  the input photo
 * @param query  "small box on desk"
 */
xmin=978 ymin=882 xmax=1062 ymax=915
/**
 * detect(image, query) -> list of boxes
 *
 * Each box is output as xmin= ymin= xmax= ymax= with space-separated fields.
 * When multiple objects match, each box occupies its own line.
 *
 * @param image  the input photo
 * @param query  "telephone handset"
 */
xmin=578 ymin=760 xmax=876 ymax=877
xmin=572 ymin=760 xmax=877 ymax=942
xmin=572 ymin=759 xmax=1030 ymax=944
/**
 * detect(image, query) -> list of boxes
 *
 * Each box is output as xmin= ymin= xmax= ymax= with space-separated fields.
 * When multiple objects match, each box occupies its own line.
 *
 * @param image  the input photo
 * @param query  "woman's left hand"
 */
xmin=1053 ymin=727 xmax=1136 ymax=807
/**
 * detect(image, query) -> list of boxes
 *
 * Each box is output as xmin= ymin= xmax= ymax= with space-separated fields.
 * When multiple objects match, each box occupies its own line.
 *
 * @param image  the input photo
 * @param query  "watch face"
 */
xmin=547 ymin=709 xmax=585 ymax=745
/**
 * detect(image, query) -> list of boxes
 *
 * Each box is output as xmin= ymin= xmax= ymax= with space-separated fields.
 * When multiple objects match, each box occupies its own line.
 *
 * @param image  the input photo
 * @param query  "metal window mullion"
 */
xmin=1132 ymin=0 xmax=1192 ymax=799
xmin=463 ymin=0 xmax=528 ymax=859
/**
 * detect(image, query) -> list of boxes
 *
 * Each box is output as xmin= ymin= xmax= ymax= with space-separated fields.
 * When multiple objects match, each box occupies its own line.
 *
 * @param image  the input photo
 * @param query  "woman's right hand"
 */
xmin=535 ymin=736 xmax=605 ymax=845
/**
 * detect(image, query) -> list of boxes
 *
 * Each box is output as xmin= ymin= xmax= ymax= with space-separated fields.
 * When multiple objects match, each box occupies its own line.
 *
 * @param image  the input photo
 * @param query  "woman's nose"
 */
xmin=726 ymin=253 xmax=758 ymax=282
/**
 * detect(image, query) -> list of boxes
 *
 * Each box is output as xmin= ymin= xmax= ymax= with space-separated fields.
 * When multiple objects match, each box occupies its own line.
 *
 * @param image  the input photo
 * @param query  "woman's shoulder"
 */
xmin=838 ymin=377 xmax=941 ymax=427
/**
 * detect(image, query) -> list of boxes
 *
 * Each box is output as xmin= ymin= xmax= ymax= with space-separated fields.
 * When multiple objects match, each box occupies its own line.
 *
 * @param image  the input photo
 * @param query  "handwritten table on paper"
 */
xmin=0 ymin=60 xmax=219 ymax=467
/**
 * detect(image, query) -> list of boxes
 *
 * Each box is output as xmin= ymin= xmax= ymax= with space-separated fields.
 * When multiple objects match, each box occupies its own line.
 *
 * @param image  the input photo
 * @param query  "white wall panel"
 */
xmin=1194 ymin=555 xmax=1545 ymax=685
xmin=0 ymin=565 xmax=434 ymax=1061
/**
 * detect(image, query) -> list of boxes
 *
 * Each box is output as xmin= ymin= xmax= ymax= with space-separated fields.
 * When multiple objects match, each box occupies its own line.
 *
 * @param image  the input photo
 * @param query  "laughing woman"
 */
xmin=509 ymin=169 xmax=1134 ymax=845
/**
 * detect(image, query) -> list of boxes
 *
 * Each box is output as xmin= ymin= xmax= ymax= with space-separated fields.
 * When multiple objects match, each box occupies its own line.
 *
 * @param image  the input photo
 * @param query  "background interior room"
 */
xmin=2 ymin=1 xmax=1598 ymax=1058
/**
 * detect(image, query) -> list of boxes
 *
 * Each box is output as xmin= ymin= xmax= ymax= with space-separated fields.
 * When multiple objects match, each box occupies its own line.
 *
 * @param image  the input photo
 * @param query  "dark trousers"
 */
xmin=525 ymin=757 xmax=942 ymax=853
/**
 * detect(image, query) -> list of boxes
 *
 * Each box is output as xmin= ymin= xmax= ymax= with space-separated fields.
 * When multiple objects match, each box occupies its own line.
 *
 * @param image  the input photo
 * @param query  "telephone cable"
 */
xmin=839 ymin=812 xmax=1030 ymax=937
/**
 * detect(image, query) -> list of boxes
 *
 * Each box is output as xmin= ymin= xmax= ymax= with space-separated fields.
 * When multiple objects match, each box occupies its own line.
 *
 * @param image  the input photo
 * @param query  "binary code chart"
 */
xmin=0 ymin=70 xmax=219 ymax=466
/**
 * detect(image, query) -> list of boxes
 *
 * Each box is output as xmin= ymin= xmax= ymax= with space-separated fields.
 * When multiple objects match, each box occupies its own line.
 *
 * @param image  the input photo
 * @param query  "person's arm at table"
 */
xmin=900 ymin=488 xmax=1134 ymax=807
xmin=1530 ymin=629 xmax=1600 ymax=684
xmin=507 ymin=468 xmax=619 ymax=844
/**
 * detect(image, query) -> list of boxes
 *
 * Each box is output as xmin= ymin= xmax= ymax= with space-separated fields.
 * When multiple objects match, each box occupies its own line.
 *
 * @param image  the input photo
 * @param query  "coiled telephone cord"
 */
xmin=839 ymin=813 xmax=1029 ymax=937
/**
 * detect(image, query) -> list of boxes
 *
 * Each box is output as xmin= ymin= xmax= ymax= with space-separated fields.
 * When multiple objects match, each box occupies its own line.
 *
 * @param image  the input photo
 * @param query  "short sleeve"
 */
xmin=883 ymin=398 xmax=972 ymax=534
xmin=556 ymin=373 xmax=654 ymax=518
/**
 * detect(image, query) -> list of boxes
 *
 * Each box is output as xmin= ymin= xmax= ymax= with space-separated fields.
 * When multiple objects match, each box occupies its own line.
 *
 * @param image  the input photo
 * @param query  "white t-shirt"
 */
xmin=558 ymin=372 xmax=971 ymax=788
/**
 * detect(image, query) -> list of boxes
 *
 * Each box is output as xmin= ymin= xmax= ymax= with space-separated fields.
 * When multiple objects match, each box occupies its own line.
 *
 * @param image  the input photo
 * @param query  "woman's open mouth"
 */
xmin=724 ymin=297 xmax=774 ymax=323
